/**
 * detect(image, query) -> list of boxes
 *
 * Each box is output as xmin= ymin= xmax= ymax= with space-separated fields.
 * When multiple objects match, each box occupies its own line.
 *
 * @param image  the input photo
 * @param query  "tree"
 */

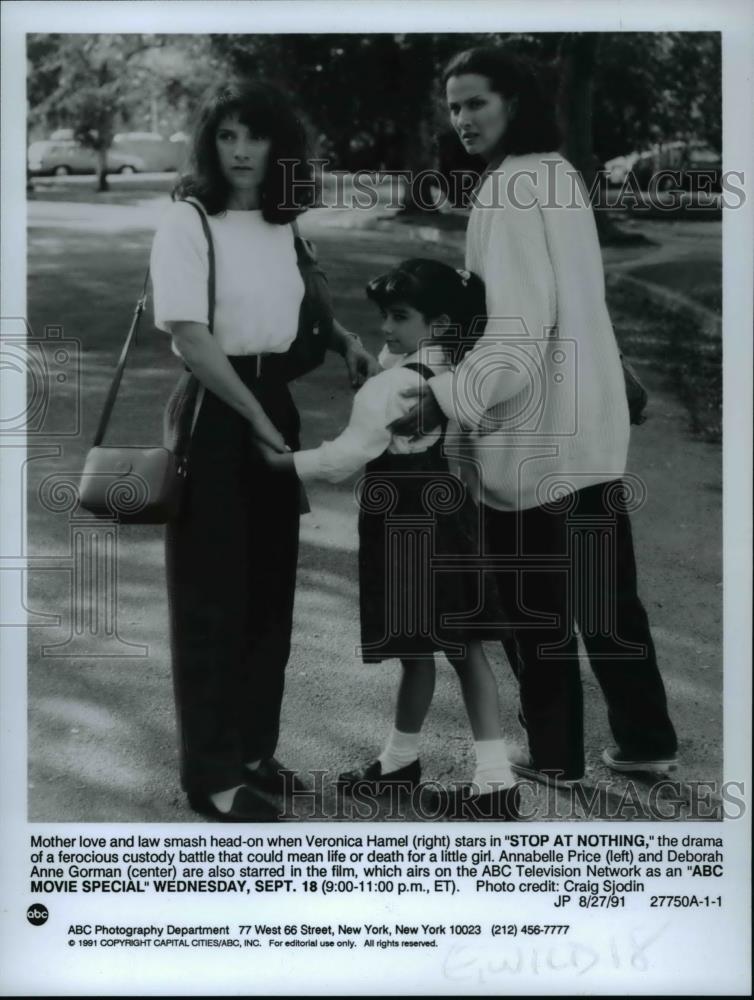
xmin=27 ymin=34 xmax=217 ymax=191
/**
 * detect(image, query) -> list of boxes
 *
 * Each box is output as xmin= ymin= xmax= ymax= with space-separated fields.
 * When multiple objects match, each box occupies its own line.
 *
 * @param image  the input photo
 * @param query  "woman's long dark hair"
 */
xmin=443 ymin=47 xmax=561 ymax=158
xmin=173 ymin=79 xmax=313 ymax=223
xmin=366 ymin=259 xmax=487 ymax=363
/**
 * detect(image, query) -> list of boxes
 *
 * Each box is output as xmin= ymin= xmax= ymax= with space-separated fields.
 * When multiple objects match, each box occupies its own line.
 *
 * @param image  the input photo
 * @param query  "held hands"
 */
xmin=249 ymin=411 xmax=290 ymax=455
xmin=255 ymin=440 xmax=296 ymax=473
xmin=387 ymin=383 xmax=444 ymax=441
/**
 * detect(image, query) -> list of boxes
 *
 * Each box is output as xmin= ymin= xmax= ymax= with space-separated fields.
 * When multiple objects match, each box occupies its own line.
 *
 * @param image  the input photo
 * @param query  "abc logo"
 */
xmin=27 ymin=903 xmax=49 ymax=926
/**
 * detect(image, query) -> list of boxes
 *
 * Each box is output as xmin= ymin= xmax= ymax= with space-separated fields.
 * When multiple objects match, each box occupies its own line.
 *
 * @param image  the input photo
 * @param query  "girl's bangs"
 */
xmin=366 ymin=270 xmax=423 ymax=308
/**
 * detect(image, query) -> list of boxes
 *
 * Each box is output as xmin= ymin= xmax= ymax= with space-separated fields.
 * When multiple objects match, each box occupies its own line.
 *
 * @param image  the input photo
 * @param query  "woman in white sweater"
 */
xmin=150 ymin=80 xmax=376 ymax=821
xmin=392 ymin=47 xmax=678 ymax=785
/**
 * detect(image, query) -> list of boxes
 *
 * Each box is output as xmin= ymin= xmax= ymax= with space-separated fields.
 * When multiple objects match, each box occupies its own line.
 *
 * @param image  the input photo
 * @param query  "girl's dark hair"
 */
xmin=173 ymin=79 xmax=313 ymax=223
xmin=443 ymin=47 xmax=561 ymax=158
xmin=366 ymin=259 xmax=487 ymax=362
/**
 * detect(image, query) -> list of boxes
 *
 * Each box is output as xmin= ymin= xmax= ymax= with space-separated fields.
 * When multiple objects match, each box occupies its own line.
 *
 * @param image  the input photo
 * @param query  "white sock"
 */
xmin=472 ymin=739 xmax=514 ymax=794
xmin=210 ymin=784 xmax=245 ymax=813
xmin=244 ymin=760 xmax=261 ymax=772
xmin=378 ymin=727 xmax=420 ymax=774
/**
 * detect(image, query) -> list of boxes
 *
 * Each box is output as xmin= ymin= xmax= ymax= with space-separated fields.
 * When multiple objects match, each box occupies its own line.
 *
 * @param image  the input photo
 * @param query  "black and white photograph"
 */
xmin=1 ymin=0 xmax=751 ymax=995
xmin=21 ymin=25 xmax=728 ymax=824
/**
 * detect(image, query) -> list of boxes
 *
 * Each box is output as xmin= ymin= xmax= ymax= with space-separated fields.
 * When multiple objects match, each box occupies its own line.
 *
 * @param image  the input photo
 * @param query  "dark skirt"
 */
xmin=357 ymin=438 xmax=509 ymax=663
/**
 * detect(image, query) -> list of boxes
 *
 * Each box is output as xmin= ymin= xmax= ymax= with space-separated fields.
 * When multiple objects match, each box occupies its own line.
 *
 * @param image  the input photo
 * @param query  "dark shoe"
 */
xmin=433 ymin=783 xmax=520 ymax=821
xmin=602 ymin=747 xmax=678 ymax=775
xmin=188 ymin=784 xmax=281 ymax=823
xmin=245 ymin=757 xmax=309 ymax=795
xmin=337 ymin=758 xmax=421 ymax=795
xmin=508 ymin=748 xmax=583 ymax=787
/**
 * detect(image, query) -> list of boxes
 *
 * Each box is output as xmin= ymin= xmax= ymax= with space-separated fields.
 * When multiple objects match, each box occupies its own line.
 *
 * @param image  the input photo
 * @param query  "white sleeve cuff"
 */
xmin=292 ymin=449 xmax=322 ymax=481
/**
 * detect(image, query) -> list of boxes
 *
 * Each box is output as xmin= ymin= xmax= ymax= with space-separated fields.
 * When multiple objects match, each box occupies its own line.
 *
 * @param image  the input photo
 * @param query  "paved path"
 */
xmin=25 ymin=197 xmax=722 ymax=822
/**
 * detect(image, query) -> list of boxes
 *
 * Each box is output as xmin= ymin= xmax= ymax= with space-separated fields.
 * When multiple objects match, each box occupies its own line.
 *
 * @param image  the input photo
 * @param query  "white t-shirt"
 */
xmin=150 ymin=200 xmax=305 ymax=356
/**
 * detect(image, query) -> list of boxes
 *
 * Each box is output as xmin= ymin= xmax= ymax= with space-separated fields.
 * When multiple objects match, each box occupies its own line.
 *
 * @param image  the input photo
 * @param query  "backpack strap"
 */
xmin=402 ymin=361 xmax=437 ymax=382
xmin=402 ymin=361 xmax=448 ymax=431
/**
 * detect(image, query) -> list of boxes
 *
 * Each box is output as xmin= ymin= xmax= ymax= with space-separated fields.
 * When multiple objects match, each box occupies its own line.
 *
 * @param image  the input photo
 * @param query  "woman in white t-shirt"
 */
xmin=391 ymin=47 xmax=678 ymax=787
xmin=150 ymin=80 xmax=377 ymax=821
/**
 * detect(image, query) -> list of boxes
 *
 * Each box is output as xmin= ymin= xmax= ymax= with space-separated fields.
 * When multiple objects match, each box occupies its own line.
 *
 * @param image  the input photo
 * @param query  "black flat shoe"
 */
xmin=188 ymin=784 xmax=281 ymax=823
xmin=245 ymin=757 xmax=309 ymax=795
xmin=336 ymin=758 xmax=421 ymax=795
xmin=432 ymin=784 xmax=521 ymax=821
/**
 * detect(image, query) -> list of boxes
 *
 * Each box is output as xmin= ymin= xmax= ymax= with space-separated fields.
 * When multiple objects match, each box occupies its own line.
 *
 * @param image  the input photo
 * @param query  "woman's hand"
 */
xmin=249 ymin=412 xmax=290 ymax=454
xmin=387 ymin=383 xmax=444 ymax=440
xmin=256 ymin=442 xmax=296 ymax=472
xmin=344 ymin=337 xmax=381 ymax=388
xmin=329 ymin=318 xmax=380 ymax=387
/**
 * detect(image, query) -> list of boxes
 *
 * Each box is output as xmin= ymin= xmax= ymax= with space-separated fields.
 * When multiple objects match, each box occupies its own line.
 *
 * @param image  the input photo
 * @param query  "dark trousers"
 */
xmin=484 ymin=480 xmax=677 ymax=779
xmin=165 ymin=358 xmax=301 ymax=797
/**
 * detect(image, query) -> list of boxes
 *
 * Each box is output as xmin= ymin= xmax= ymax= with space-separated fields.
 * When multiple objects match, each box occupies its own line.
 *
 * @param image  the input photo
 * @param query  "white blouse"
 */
xmin=293 ymin=344 xmax=450 ymax=483
xmin=150 ymin=201 xmax=305 ymax=356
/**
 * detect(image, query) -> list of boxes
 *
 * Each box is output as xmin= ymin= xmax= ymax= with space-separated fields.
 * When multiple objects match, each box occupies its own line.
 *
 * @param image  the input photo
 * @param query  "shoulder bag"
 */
xmin=78 ymin=200 xmax=214 ymax=523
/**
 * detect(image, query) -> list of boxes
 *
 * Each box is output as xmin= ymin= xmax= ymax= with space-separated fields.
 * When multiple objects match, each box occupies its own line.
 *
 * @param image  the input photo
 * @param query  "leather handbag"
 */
xmin=78 ymin=200 xmax=214 ymax=523
xmin=281 ymin=219 xmax=333 ymax=381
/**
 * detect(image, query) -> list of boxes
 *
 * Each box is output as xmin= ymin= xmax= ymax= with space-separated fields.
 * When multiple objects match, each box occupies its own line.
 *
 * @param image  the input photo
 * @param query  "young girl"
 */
xmin=268 ymin=259 xmax=518 ymax=820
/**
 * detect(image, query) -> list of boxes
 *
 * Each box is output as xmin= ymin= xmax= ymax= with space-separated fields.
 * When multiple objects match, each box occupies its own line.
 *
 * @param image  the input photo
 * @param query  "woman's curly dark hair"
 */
xmin=173 ymin=79 xmax=314 ymax=223
xmin=366 ymin=258 xmax=487 ymax=363
xmin=443 ymin=46 xmax=561 ymax=158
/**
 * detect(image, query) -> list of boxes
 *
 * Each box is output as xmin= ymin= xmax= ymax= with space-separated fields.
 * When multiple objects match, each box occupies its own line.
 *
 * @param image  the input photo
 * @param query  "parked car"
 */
xmin=625 ymin=141 xmax=721 ymax=191
xmin=27 ymin=139 xmax=145 ymax=176
xmin=112 ymin=132 xmax=188 ymax=172
xmin=604 ymin=152 xmax=640 ymax=185
xmin=28 ymin=130 xmax=188 ymax=176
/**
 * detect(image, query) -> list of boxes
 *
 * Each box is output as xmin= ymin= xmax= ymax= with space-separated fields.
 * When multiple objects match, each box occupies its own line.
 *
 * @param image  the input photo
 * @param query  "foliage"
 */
xmin=592 ymin=32 xmax=721 ymax=159
xmin=27 ymin=31 xmax=721 ymax=189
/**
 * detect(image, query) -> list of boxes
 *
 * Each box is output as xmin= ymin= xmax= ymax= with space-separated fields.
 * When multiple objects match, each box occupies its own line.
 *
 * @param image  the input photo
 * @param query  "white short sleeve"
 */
xmin=150 ymin=202 xmax=210 ymax=332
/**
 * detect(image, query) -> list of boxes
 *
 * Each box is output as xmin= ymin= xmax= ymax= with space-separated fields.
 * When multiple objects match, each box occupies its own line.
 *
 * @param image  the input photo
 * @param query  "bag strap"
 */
xmin=91 ymin=198 xmax=215 ymax=448
xmin=91 ymin=268 xmax=150 ymax=447
xmin=183 ymin=198 xmax=215 ymax=334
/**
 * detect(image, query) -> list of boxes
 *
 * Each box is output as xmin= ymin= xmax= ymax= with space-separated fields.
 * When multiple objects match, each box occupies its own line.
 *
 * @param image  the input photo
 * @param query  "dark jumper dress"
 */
xmin=357 ymin=362 xmax=509 ymax=663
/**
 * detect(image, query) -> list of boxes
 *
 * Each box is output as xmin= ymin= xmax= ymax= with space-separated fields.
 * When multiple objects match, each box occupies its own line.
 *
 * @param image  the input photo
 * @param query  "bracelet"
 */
xmin=344 ymin=331 xmax=363 ymax=348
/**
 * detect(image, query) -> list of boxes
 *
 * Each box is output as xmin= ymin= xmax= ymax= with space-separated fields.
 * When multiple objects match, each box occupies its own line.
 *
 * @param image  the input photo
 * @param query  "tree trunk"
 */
xmin=558 ymin=34 xmax=627 ymax=244
xmin=559 ymin=33 xmax=598 ymax=186
xmin=95 ymin=147 xmax=110 ymax=193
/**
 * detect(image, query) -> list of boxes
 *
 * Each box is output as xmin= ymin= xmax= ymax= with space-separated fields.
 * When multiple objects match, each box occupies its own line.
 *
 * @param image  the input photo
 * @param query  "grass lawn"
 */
xmin=606 ymin=277 xmax=722 ymax=442
xmin=625 ymin=257 xmax=723 ymax=314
